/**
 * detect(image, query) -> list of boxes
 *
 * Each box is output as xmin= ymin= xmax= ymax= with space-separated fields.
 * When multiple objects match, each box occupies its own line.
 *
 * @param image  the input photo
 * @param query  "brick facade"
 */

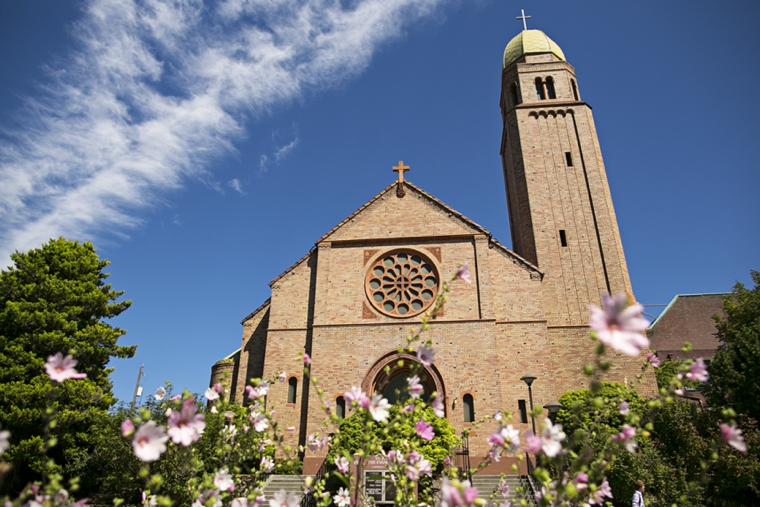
xmin=212 ymin=29 xmax=657 ymax=475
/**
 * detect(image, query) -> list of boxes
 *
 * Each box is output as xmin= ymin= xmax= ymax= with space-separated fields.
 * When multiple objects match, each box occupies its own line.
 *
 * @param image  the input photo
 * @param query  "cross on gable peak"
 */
xmin=392 ymin=160 xmax=410 ymax=183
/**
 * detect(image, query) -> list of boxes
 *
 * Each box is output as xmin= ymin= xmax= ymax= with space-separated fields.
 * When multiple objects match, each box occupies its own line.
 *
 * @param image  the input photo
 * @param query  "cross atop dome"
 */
xmin=516 ymin=9 xmax=531 ymax=31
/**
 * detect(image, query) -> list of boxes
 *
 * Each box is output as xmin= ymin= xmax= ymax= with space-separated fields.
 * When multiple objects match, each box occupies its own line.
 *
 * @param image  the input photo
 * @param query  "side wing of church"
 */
xmin=210 ymin=28 xmax=657 ymax=474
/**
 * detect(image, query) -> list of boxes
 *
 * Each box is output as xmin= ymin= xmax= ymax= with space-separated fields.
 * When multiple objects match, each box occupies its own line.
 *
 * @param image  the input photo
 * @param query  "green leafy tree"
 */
xmin=707 ymin=270 xmax=760 ymax=421
xmin=0 ymin=238 xmax=135 ymax=493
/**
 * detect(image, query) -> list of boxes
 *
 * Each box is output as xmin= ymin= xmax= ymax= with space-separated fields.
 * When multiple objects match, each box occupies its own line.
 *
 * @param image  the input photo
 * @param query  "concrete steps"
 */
xmin=471 ymin=475 xmax=536 ymax=506
xmin=261 ymin=475 xmax=309 ymax=503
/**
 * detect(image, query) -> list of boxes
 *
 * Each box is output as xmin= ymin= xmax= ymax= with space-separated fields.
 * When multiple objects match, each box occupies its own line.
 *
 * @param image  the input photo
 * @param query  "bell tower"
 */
xmin=500 ymin=29 xmax=633 ymax=326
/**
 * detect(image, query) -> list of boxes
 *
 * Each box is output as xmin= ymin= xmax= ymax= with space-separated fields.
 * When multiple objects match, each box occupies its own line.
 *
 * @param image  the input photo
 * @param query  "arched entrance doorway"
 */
xmin=361 ymin=351 xmax=446 ymax=415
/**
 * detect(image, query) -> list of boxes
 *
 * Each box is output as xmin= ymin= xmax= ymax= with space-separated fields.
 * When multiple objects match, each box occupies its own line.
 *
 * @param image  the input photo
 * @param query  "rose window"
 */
xmin=365 ymin=250 xmax=439 ymax=318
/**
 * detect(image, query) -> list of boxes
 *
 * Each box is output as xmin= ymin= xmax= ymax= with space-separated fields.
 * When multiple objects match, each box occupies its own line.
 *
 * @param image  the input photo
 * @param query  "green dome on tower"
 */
xmin=503 ymin=29 xmax=565 ymax=69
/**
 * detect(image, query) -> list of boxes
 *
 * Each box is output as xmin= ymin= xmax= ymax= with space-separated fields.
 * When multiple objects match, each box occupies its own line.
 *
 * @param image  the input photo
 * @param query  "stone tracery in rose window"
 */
xmin=365 ymin=249 xmax=439 ymax=318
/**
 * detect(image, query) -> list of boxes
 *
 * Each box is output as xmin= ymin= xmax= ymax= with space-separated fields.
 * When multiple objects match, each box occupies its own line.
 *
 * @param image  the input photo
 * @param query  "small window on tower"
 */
xmin=571 ymin=79 xmax=579 ymax=101
xmin=565 ymin=152 xmax=573 ymax=166
xmin=518 ymin=399 xmax=528 ymax=424
xmin=559 ymin=230 xmax=568 ymax=247
xmin=463 ymin=394 xmax=475 ymax=423
xmin=510 ymin=82 xmax=519 ymax=107
xmin=546 ymin=77 xmax=556 ymax=99
xmin=287 ymin=377 xmax=297 ymax=404
xmin=336 ymin=396 xmax=346 ymax=419
xmin=535 ymin=78 xmax=545 ymax=100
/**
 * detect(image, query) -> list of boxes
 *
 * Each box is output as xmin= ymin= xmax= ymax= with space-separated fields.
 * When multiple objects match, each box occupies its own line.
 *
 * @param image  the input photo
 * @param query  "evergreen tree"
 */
xmin=0 ymin=238 xmax=135 ymax=493
xmin=707 ymin=270 xmax=760 ymax=421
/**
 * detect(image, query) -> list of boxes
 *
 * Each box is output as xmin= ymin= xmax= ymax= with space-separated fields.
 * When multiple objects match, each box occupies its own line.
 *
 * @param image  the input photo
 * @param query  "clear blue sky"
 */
xmin=1 ymin=0 xmax=758 ymax=404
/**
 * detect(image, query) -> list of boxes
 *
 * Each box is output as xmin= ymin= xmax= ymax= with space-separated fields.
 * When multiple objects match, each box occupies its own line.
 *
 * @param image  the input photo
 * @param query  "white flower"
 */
xmin=541 ymin=419 xmax=566 ymax=458
xmin=154 ymin=387 xmax=167 ymax=400
xmin=261 ymin=457 xmax=275 ymax=473
xmin=205 ymin=387 xmax=220 ymax=401
xmin=132 ymin=421 xmax=168 ymax=462
xmin=214 ymin=468 xmax=235 ymax=491
xmin=269 ymin=490 xmax=299 ymax=507
xmin=589 ymin=293 xmax=650 ymax=356
xmin=333 ymin=487 xmax=351 ymax=507
xmin=0 ymin=425 xmax=10 ymax=457
xmin=252 ymin=413 xmax=269 ymax=432
xmin=369 ymin=394 xmax=391 ymax=422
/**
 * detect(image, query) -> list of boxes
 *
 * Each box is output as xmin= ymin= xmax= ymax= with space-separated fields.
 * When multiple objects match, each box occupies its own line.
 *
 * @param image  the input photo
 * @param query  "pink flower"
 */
xmin=286 ymin=426 xmax=296 ymax=431
xmin=344 ymin=386 xmax=370 ymax=409
xmin=415 ymin=420 xmax=435 ymax=441
xmin=646 ymin=352 xmax=661 ymax=367
xmin=441 ymin=478 xmax=478 ymax=507
xmin=169 ymin=394 xmax=182 ymax=401
xmin=402 ymin=404 xmax=414 ymax=413
xmin=432 ymin=394 xmax=445 ymax=417
xmin=498 ymin=478 xmax=510 ymax=497
xmin=278 ymin=372 xmax=287 ymax=383
xmin=686 ymin=358 xmax=708 ymax=382
xmin=270 ymin=490 xmax=299 ymax=507
xmin=334 ymin=456 xmax=350 ymax=474
xmin=303 ymin=353 xmax=311 ymax=365
xmin=205 ymin=387 xmax=220 ymax=401
xmin=369 ymin=394 xmax=390 ymax=422
xmin=619 ymin=401 xmax=630 ymax=415
xmin=417 ymin=344 xmax=435 ymax=367
xmin=525 ymin=431 xmax=542 ymax=453
xmin=720 ymin=423 xmax=747 ymax=452
xmin=44 ymin=353 xmax=86 ymax=383
xmin=456 ymin=262 xmax=471 ymax=284
xmin=573 ymin=471 xmax=589 ymax=491
xmin=611 ymin=424 xmax=637 ymax=453
xmin=121 ymin=419 xmax=135 ymax=436
xmin=132 ymin=421 xmax=168 ymax=462
xmin=589 ymin=293 xmax=650 ymax=356
xmin=541 ymin=420 xmax=566 ymax=457
xmin=588 ymin=477 xmax=613 ymax=505
xmin=307 ymin=433 xmax=326 ymax=452
xmin=167 ymin=398 xmax=206 ymax=446
xmin=493 ymin=410 xmax=503 ymax=421
xmin=231 ymin=499 xmax=249 ymax=507
xmin=214 ymin=468 xmax=235 ymax=491
xmin=407 ymin=375 xmax=424 ymax=399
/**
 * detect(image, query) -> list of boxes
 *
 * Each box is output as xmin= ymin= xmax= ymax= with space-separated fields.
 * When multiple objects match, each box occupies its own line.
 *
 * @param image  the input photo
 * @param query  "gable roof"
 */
xmin=648 ymin=293 xmax=728 ymax=358
xmin=268 ymin=180 xmax=542 ymax=288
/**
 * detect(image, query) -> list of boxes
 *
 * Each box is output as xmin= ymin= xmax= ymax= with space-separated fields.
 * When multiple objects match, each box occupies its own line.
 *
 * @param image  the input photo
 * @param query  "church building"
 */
xmin=211 ymin=28 xmax=657 ymax=474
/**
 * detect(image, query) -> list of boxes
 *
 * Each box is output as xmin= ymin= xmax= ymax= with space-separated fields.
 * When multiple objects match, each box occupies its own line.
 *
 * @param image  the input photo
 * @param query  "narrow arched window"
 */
xmin=571 ymin=79 xmax=579 ymax=101
xmin=463 ymin=394 xmax=474 ymax=423
xmin=546 ymin=77 xmax=556 ymax=99
xmin=510 ymin=82 xmax=519 ymax=107
xmin=336 ymin=396 xmax=346 ymax=419
xmin=287 ymin=377 xmax=297 ymax=404
xmin=535 ymin=78 xmax=545 ymax=100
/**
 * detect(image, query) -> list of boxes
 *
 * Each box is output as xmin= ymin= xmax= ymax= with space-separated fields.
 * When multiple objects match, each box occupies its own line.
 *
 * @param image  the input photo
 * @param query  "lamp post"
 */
xmin=545 ymin=401 xmax=562 ymax=424
xmin=520 ymin=374 xmax=537 ymax=474
xmin=520 ymin=374 xmax=537 ymax=434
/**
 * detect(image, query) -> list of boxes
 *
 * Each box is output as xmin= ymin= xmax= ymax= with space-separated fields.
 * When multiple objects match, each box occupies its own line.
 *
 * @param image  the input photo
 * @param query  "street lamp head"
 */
xmin=545 ymin=401 xmax=562 ymax=416
xmin=520 ymin=374 xmax=537 ymax=387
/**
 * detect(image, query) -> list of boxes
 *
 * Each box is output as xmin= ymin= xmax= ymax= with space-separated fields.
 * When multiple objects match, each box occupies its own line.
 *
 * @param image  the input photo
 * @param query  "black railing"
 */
xmin=300 ymin=461 xmax=326 ymax=507
xmin=454 ymin=435 xmax=471 ymax=482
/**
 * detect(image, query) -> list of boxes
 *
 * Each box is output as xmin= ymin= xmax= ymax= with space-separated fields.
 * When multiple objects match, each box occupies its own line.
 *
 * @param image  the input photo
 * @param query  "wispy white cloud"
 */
xmin=259 ymin=133 xmax=299 ymax=173
xmin=0 ymin=0 xmax=446 ymax=262
xmin=228 ymin=178 xmax=245 ymax=195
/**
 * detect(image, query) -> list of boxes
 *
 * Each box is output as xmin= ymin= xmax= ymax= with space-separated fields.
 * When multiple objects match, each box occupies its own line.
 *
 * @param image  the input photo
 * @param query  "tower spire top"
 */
xmin=516 ymin=9 xmax=531 ymax=31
